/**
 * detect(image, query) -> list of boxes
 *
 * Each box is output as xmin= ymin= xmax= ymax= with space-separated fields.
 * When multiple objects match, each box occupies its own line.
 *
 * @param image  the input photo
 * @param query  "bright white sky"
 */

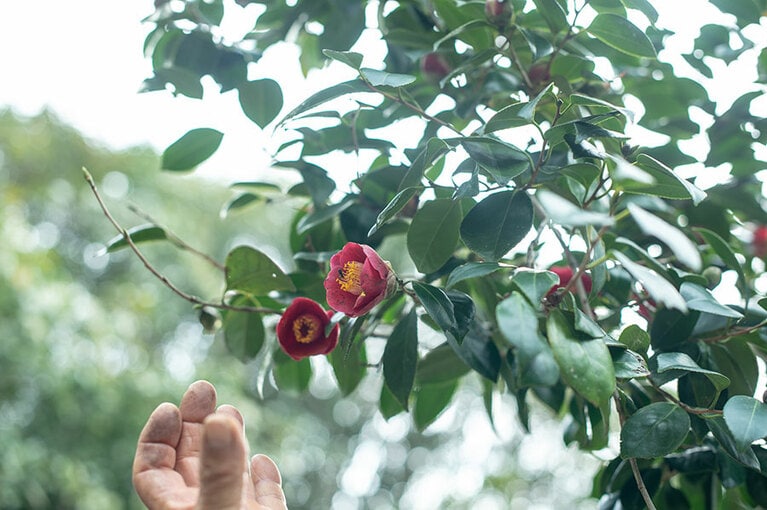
xmin=0 ymin=0 xmax=760 ymax=181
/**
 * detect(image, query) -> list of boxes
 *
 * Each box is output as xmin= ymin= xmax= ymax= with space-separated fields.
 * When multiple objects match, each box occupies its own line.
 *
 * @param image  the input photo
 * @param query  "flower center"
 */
xmin=336 ymin=261 xmax=366 ymax=296
xmin=292 ymin=314 xmax=321 ymax=344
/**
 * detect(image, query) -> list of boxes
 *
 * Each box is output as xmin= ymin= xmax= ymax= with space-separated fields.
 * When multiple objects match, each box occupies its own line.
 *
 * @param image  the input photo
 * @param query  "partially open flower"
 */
xmin=324 ymin=242 xmax=396 ymax=317
xmin=546 ymin=266 xmax=592 ymax=297
xmin=277 ymin=297 xmax=339 ymax=361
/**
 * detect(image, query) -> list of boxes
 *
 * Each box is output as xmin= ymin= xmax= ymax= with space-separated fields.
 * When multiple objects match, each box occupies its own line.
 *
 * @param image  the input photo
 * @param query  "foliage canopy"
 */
xmin=100 ymin=0 xmax=767 ymax=507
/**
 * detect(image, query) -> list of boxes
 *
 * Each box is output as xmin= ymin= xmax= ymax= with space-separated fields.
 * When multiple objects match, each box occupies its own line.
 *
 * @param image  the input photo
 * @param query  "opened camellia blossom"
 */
xmin=276 ymin=297 xmax=339 ymax=360
xmin=324 ymin=242 xmax=397 ymax=317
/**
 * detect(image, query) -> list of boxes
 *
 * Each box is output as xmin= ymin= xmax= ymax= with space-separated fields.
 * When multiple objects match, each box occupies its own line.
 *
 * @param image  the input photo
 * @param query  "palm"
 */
xmin=133 ymin=381 xmax=287 ymax=510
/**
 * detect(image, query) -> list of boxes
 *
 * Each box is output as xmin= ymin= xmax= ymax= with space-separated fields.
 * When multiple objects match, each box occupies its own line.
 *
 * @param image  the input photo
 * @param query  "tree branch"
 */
xmin=83 ymin=168 xmax=277 ymax=315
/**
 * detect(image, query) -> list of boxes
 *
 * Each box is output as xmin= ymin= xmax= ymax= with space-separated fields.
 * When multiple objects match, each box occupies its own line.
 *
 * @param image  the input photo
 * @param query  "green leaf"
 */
xmin=414 ymin=380 xmax=458 ymax=431
xmin=330 ymin=340 xmax=367 ymax=396
xmin=651 ymin=352 xmax=730 ymax=393
xmin=278 ymin=79 xmax=371 ymax=126
xmin=612 ymin=251 xmax=687 ymax=313
xmin=586 ymin=14 xmax=657 ymax=59
xmin=694 ymin=227 xmax=746 ymax=289
xmin=705 ymin=415 xmax=761 ymax=470
xmin=360 ymin=68 xmax=416 ymax=87
xmin=273 ymin=355 xmax=312 ymax=392
xmin=399 ymin=138 xmax=452 ymax=190
xmin=680 ymin=282 xmax=742 ymax=319
xmin=407 ymin=199 xmax=463 ymax=273
xmin=161 ymin=128 xmax=223 ymax=171
xmin=383 ymin=309 xmax=419 ymax=410
xmin=459 ymin=137 xmax=532 ymax=184
xmin=624 ymin=0 xmax=658 ymax=23
xmin=238 ymin=79 xmax=283 ymax=128
xmin=618 ymin=324 xmax=650 ymax=354
xmin=484 ymin=83 xmax=554 ymax=132
xmin=221 ymin=193 xmax=263 ymax=216
xmin=379 ymin=383 xmax=405 ymax=420
xmin=446 ymin=262 xmax=502 ymax=289
xmin=620 ymin=403 xmax=690 ymax=458
xmin=223 ymin=309 xmax=265 ymax=362
xmin=547 ymin=309 xmax=615 ymax=407
xmin=105 ymin=225 xmax=167 ymax=253
xmin=369 ymin=187 xmax=422 ymax=237
xmin=510 ymin=268 xmax=559 ymax=308
xmin=624 ymin=155 xmax=706 ymax=205
xmin=723 ymin=396 xmax=767 ymax=451
xmin=296 ymin=196 xmax=355 ymax=234
xmin=532 ymin=0 xmax=569 ymax=33
xmin=460 ymin=190 xmax=533 ymax=262
xmin=413 ymin=282 xmax=459 ymax=338
xmin=322 ymin=49 xmax=363 ymax=70
xmin=628 ymin=203 xmax=702 ymax=271
xmin=497 ymin=293 xmax=560 ymax=387
xmin=612 ymin=349 xmax=650 ymax=379
xmin=537 ymin=190 xmax=614 ymax=227
xmin=276 ymin=160 xmax=335 ymax=208
xmin=225 ymin=246 xmax=295 ymax=296
xmin=416 ymin=343 xmax=470 ymax=385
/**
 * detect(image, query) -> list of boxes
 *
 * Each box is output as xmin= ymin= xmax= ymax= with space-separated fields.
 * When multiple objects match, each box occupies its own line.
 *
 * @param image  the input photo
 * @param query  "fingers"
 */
xmin=197 ymin=414 xmax=247 ymax=510
xmin=133 ymin=403 xmax=190 ymax=508
xmin=251 ymin=454 xmax=288 ymax=510
xmin=176 ymin=380 xmax=218 ymax=485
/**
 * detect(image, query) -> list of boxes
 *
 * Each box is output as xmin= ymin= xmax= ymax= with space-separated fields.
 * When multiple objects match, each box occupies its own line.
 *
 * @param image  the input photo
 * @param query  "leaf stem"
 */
xmin=83 ymin=168 xmax=277 ymax=315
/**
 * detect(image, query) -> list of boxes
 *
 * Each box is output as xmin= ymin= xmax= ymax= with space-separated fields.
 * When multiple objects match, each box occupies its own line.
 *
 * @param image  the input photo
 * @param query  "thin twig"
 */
xmin=83 ymin=168 xmax=277 ymax=315
xmin=614 ymin=393 xmax=658 ymax=510
xmin=126 ymin=203 xmax=226 ymax=272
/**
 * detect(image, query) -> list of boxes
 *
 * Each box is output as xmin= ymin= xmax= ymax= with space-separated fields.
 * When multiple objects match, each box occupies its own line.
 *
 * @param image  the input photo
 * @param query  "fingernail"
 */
xmin=205 ymin=420 xmax=232 ymax=449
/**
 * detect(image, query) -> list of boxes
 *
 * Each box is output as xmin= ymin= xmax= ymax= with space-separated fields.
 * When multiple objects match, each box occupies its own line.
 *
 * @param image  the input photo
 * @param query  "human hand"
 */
xmin=132 ymin=380 xmax=287 ymax=510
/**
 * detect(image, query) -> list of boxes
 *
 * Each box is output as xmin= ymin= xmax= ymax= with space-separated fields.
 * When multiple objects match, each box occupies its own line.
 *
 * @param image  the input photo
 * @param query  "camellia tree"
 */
xmin=93 ymin=0 xmax=767 ymax=507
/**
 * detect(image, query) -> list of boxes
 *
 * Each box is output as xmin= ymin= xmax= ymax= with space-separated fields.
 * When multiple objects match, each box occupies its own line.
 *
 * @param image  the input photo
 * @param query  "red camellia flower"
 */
xmin=546 ymin=266 xmax=592 ymax=297
xmin=753 ymin=225 xmax=767 ymax=258
xmin=324 ymin=242 xmax=396 ymax=317
xmin=276 ymin=297 xmax=339 ymax=361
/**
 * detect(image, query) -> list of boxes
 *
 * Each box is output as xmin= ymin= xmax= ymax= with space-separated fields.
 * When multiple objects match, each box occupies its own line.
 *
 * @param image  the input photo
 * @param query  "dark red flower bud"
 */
xmin=546 ymin=266 xmax=592 ymax=297
xmin=485 ymin=0 xmax=513 ymax=26
xmin=753 ymin=225 xmax=767 ymax=258
xmin=420 ymin=53 xmax=451 ymax=81
xmin=277 ymin=298 xmax=339 ymax=360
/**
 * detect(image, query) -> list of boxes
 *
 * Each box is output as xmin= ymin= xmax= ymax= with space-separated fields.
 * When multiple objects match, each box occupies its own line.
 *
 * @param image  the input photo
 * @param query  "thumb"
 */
xmin=197 ymin=415 xmax=245 ymax=510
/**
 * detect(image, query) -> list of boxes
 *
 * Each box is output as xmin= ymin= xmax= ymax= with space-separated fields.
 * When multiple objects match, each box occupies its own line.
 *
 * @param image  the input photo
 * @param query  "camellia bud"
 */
xmin=753 ymin=225 xmax=767 ymax=258
xmin=485 ymin=0 xmax=513 ymax=27
xmin=702 ymin=266 xmax=722 ymax=289
xmin=420 ymin=53 xmax=451 ymax=82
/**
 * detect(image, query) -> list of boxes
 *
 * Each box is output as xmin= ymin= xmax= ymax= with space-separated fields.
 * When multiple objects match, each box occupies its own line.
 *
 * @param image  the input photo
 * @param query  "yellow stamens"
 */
xmin=336 ymin=261 xmax=366 ymax=296
xmin=293 ymin=314 xmax=321 ymax=344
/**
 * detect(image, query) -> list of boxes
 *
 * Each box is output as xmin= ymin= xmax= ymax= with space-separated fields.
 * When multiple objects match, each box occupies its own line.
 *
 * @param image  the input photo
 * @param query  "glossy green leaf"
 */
xmin=694 ymin=227 xmax=746 ymax=287
xmin=587 ymin=14 xmax=657 ymax=58
xmin=413 ymin=380 xmax=458 ymax=431
xmin=223 ymin=309 xmax=265 ymax=362
xmin=497 ymin=293 xmax=560 ymax=387
xmin=407 ymin=199 xmax=462 ymax=273
xmin=628 ymin=203 xmax=701 ymax=271
xmin=399 ymin=138 xmax=452 ymax=190
xmin=612 ymin=251 xmax=687 ymax=313
xmin=510 ymin=269 xmax=559 ymax=308
xmin=413 ymin=281 xmax=458 ymax=337
xmin=623 ymin=155 xmax=706 ymax=205
xmin=161 ymin=128 xmax=223 ymax=171
xmin=296 ymin=196 xmax=355 ymax=234
xmin=105 ymin=225 xmax=166 ymax=253
xmin=624 ymin=0 xmax=658 ymax=23
xmin=651 ymin=352 xmax=730 ymax=392
xmin=710 ymin=340 xmax=758 ymax=397
xmin=532 ymin=0 xmax=569 ymax=33
xmin=273 ymin=355 xmax=312 ymax=392
xmin=705 ymin=415 xmax=761 ymax=470
xmin=222 ymin=193 xmax=263 ymax=216
xmin=322 ymin=49 xmax=363 ymax=70
xmin=723 ymin=396 xmax=767 ymax=451
xmin=238 ymin=79 xmax=283 ymax=128
xmin=484 ymin=83 xmax=554 ymax=132
xmin=537 ymin=190 xmax=614 ymax=227
xmin=416 ymin=343 xmax=470 ymax=385
xmin=446 ymin=262 xmax=502 ymax=289
xmin=278 ymin=79 xmax=370 ymax=126
xmin=612 ymin=348 xmax=649 ymax=379
xmin=460 ymin=190 xmax=533 ymax=261
xmin=618 ymin=324 xmax=650 ymax=354
xmin=383 ymin=309 xmax=419 ymax=410
xmin=459 ymin=137 xmax=532 ymax=184
xmin=379 ymin=383 xmax=405 ymax=420
xmin=360 ymin=68 xmax=416 ymax=87
xmin=547 ymin=310 xmax=615 ymax=407
xmin=225 ymin=245 xmax=295 ymax=296
xmin=369 ymin=186 xmax=422 ymax=237
xmin=620 ymin=403 xmax=690 ymax=458
xmin=330 ymin=340 xmax=366 ymax=396
xmin=680 ymin=282 xmax=742 ymax=319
